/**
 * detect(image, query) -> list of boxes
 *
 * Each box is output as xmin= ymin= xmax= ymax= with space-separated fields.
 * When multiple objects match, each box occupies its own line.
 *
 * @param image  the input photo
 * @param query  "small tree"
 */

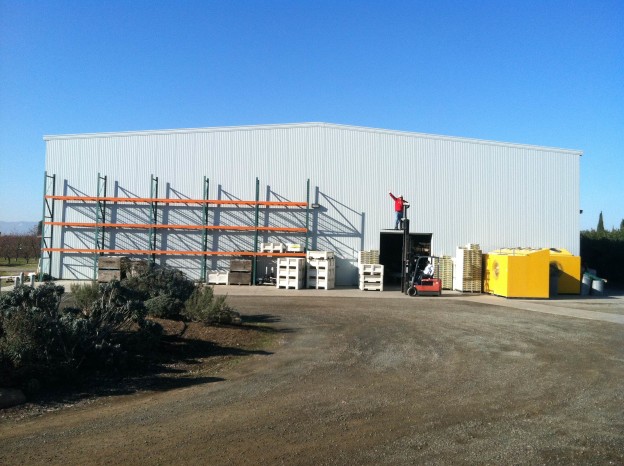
xmin=597 ymin=211 xmax=605 ymax=234
xmin=20 ymin=231 xmax=40 ymax=264
xmin=0 ymin=235 xmax=19 ymax=264
xmin=620 ymin=219 xmax=624 ymax=232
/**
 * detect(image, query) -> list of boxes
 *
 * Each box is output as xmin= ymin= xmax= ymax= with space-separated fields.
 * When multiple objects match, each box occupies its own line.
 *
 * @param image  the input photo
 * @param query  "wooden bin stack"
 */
xmin=276 ymin=257 xmax=306 ymax=289
xmin=453 ymin=244 xmax=483 ymax=292
xmin=306 ymin=251 xmax=335 ymax=289
xmin=228 ymin=259 xmax=252 ymax=285
xmin=358 ymin=250 xmax=380 ymax=268
xmin=98 ymin=256 xmax=128 ymax=282
xmin=438 ymin=255 xmax=454 ymax=290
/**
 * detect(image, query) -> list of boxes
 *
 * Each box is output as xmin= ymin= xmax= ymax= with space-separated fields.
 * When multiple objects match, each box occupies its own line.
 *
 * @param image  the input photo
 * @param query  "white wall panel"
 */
xmin=45 ymin=123 xmax=581 ymax=283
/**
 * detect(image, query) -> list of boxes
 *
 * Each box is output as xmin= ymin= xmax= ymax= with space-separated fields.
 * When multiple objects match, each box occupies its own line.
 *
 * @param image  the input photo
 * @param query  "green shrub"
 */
xmin=70 ymin=281 xmax=101 ymax=312
xmin=0 ymin=282 xmax=161 ymax=389
xmin=0 ymin=283 xmax=87 ymax=385
xmin=121 ymin=263 xmax=195 ymax=303
xmin=144 ymin=295 xmax=183 ymax=319
xmin=182 ymin=285 xmax=240 ymax=325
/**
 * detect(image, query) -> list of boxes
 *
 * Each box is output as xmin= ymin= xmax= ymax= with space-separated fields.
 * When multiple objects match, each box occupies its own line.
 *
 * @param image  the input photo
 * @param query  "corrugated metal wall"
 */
xmin=44 ymin=123 xmax=581 ymax=283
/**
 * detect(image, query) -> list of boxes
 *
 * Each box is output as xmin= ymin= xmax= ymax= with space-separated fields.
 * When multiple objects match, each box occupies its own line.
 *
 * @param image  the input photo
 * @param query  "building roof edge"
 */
xmin=43 ymin=122 xmax=583 ymax=155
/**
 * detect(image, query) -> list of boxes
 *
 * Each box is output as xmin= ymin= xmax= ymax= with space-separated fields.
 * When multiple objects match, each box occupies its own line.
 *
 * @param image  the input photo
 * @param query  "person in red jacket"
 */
xmin=389 ymin=191 xmax=405 ymax=229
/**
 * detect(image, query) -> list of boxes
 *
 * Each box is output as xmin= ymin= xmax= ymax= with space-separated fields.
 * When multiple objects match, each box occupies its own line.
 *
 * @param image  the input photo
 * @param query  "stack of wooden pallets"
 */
xmin=453 ymin=244 xmax=483 ymax=292
xmin=358 ymin=250 xmax=380 ymax=267
xmin=437 ymin=256 xmax=454 ymax=290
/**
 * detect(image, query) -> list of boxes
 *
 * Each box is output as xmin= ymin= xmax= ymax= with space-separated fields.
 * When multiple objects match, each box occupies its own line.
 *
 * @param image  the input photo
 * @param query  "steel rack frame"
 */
xmin=38 ymin=172 xmax=56 ymax=281
xmin=42 ymin=176 xmax=311 ymax=283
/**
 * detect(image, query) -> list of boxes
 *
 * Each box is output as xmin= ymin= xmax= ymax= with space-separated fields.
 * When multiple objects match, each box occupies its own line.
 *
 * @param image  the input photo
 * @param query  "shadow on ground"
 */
xmin=3 ymin=315 xmax=290 ymax=417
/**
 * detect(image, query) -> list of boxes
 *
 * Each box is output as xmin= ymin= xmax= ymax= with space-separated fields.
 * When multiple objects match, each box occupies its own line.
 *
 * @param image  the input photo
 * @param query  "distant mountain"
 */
xmin=0 ymin=221 xmax=38 ymax=235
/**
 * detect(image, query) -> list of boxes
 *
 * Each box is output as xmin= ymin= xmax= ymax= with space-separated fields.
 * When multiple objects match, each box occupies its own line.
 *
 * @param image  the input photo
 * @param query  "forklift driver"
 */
xmin=422 ymin=261 xmax=435 ymax=280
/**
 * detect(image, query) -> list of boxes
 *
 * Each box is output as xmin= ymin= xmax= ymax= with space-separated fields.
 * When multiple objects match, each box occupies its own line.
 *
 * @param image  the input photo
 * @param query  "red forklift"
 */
xmin=406 ymin=255 xmax=442 ymax=297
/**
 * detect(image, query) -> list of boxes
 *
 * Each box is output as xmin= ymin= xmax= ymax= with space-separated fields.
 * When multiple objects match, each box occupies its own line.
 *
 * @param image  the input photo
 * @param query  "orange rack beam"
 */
xmin=45 ymin=221 xmax=307 ymax=233
xmin=45 ymin=195 xmax=307 ymax=207
xmin=42 ymin=248 xmax=306 ymax=257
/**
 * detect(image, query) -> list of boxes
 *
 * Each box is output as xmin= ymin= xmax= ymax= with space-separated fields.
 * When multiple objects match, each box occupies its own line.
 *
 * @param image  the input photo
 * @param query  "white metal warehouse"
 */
xmin=41 ymin=122 xmax=582 ymax=285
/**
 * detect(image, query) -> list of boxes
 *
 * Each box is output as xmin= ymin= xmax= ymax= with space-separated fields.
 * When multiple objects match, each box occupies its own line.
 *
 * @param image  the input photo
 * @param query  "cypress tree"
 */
xmin=597 ymin=211 xmax=605 ymax=233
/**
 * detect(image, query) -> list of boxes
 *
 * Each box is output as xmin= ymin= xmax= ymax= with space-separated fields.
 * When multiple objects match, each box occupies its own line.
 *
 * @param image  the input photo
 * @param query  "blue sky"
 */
xmin=0 ymin=0 xmax=622 ymax=231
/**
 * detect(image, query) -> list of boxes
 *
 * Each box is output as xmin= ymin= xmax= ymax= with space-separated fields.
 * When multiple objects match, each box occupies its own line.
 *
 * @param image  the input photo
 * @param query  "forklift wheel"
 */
xmin=407 ymin=287 xmax=417 ymax=297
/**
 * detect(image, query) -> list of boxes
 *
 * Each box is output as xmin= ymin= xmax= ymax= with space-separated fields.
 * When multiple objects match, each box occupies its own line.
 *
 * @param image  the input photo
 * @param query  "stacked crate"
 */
xmin=286 ymin=243 xmax=304 ymax=253
xmin=453 ymin=244 xmax=483 ymax=292
xmin=98 ymin=256 xmax=128 ymax=282
xmin=207 ymin=271 xmax=229 ymax=285
xmin=276 ymin=257 xmax=306 ymax=289
xmin=260 ymin=242 xmax=285 ymax=254
xmin=359 ymin=264 xmax=384 ymax=291
xmin=358 ymin=250 xmax=380 ymax=267
xmin=438 ymin=256 xmax=454 ymax=290
xmin=228 ymin=259 xmax=252 ymax=285
xmin=306 ymin=251 xmax=335 ymax=289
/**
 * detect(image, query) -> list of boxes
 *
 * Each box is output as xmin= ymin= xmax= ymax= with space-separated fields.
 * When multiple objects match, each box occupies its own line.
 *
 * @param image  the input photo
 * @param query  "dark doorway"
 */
xmin=379 ymin=231 xmax=432 ymax=285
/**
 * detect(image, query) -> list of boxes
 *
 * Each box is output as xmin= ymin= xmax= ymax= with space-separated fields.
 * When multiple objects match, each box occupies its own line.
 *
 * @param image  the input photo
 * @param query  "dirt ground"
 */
xmin=1 ymin=292 xmax=623 ymax=465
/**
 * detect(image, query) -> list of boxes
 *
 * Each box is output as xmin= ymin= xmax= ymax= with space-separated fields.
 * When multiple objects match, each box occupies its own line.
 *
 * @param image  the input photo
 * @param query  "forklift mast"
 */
xmin=400 ymin=201 xmax=411 ymax=293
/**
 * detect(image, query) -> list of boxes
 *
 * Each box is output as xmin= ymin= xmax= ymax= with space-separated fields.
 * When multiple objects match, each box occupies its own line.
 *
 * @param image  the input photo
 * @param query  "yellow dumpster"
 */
xmin=546 ymin=248 xmax=581 ymax=295
xmin=483 ymin=248 xmax=550 ymax=298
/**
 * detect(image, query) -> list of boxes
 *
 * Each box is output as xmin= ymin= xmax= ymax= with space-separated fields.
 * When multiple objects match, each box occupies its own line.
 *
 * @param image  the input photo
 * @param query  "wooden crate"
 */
xmin=228 ymin=271 xmax=251 ymax=285
xmin=98 ymin=256 xmax=127 ymax=269
xmin=230 ymin=260 xmax=252 ymax=272
xmin=358 ymin=250 xmax=380 ymax=266
xmin=97 ymin=269 xmax=121 ymax=283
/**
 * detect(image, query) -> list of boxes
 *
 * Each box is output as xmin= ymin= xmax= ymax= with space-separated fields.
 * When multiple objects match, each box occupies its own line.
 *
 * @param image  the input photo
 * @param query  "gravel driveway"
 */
xmin=1 ymin=291 xmax=623 ymax=465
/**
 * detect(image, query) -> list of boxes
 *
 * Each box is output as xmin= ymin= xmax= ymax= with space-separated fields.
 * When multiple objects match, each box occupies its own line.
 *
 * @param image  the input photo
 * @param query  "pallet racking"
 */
xmin=41 ymin=174 xmax=311 ymax=284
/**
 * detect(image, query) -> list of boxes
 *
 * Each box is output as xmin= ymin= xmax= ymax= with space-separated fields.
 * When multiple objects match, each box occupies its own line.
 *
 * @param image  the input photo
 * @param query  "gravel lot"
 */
xmin=1 ymin=290 xmax=623 ymax=465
